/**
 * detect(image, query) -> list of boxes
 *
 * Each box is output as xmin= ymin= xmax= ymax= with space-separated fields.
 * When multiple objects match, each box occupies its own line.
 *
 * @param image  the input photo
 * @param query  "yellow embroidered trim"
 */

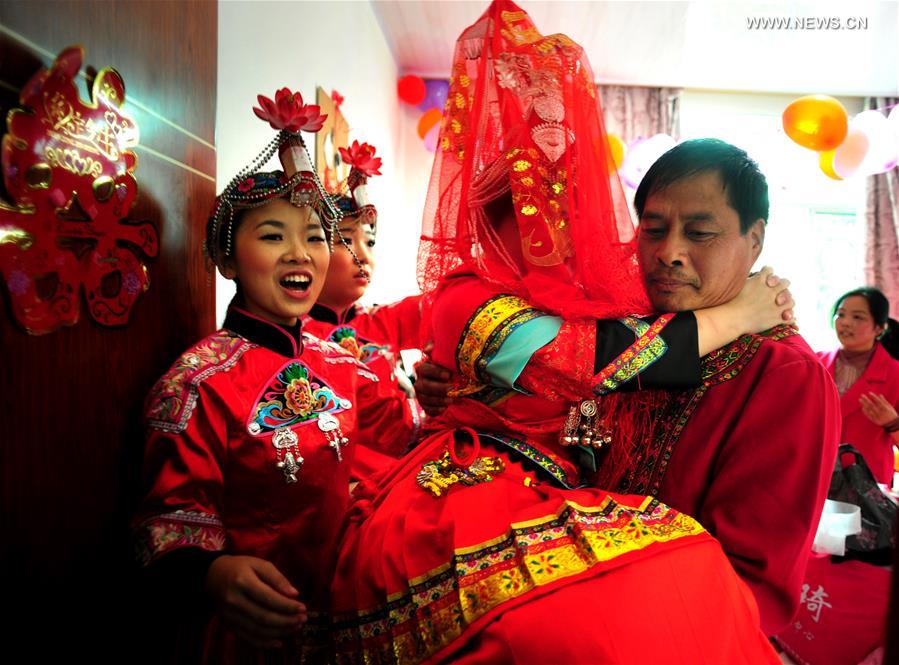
xmin=595 ymin=314 xmax=672 ymax=393
xmin=333 ymin=497 xmax=706 ymax=664
xmin=455 ymin=294 xmax=535 ymax=384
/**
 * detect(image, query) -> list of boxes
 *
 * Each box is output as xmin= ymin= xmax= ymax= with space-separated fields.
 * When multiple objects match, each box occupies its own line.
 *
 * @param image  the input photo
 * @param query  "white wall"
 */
xmin=216 ymin=0 xmax=419 ymax=325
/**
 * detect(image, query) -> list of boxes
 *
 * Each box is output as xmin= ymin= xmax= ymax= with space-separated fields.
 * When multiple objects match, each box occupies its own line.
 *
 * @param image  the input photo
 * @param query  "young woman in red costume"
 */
xmin=818 ymin=287 xmax=899 ymax=485
xmin=329 ymin=2 xmax=789 ymax=663
xmin=133 ymin=90 xmax=409 ymax=663
xmin=304 ymin=141 xmax=425 ymax=477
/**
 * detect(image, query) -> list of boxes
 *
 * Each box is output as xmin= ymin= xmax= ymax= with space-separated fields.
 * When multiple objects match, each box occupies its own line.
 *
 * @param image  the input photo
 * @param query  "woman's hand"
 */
xmin=728 ymin=266 xmax=795 ymax=333
xmin=206 ymin=555 xmax=307 ymax=649
xmin=859 ymin=392 xmax=899 ymax=427
xmin=693 ymin=267 xmax=795 ymax=357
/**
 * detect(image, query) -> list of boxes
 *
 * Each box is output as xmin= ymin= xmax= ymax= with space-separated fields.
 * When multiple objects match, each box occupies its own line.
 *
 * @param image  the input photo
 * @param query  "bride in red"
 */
xmin=331 ymin=2 xmax=786 ymax=662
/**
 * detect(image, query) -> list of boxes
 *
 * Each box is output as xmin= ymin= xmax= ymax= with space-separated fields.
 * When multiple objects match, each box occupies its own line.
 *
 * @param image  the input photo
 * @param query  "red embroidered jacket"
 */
xmin=606 ymin=329 xmax=841 ymax=635
xmin=818 ymin=342 xmax=899 ymax=485
xmin=307 ymin=295 xmax=424 ymax=353
xmin=304 ymin=295 xmax=426 ymax=477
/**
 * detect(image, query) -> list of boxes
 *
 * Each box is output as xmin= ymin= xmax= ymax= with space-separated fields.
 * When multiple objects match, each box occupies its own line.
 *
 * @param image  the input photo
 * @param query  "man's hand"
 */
xmin=206 ymin=555 xmax=307 ymax=649
xmin=415 ymin=345 xmax=453 ymax=417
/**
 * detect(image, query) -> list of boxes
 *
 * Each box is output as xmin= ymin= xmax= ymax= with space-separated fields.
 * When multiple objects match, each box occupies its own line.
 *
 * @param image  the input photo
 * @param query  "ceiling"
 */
xmin=371 ymin=0 xmax=899 ymax=96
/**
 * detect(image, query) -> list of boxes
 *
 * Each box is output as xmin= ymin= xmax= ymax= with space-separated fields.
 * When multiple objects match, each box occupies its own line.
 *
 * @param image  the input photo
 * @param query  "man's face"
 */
xmin=637 ymin=170 xmax=764 ymax=312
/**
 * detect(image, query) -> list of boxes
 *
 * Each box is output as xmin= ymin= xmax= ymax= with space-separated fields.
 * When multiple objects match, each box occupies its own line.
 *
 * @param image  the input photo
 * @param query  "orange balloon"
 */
xmin=818 ymin=150 xmax=843 ymax=180
xmin=782 ymin=95 xmax=848 ymax=151
xmin=417 ymin=108 xmax=442 ymax=139
xmin=607 ymin=133 xmax=626 ymax=171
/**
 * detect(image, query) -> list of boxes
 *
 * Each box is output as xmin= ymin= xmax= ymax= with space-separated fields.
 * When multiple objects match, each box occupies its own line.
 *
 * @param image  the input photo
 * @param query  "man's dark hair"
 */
xmin=633 ymin=138 xmax=769 ymax=234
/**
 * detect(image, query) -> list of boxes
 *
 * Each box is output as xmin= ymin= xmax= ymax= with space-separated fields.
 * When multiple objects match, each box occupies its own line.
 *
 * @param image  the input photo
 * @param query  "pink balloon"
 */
xmin=424 ymin=122 xmax=440 ymax=152
xmin=852 ymin=110 xmax=897 ymax=175
xmin=832 ymin=128 xmax=870 ymax=179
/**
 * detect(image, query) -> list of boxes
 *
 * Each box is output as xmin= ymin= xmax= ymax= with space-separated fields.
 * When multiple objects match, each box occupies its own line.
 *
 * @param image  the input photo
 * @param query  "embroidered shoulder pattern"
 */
xmin=702 ymin=324 xmax=795 ymax=385
xmin=146 ymin=332 xmax=252 ymax=434
xmin=248 ymin=360 xmax=350 ymax=435
xmin=450 ymin=294 xmax=544 ymax=403
xmin=456 ymin=294 xmax=543 ymax=385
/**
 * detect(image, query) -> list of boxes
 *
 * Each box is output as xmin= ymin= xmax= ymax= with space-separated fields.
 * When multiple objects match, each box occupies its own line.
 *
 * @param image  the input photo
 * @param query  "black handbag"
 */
xmin=827 ymin=444 xmax=897 ymax=564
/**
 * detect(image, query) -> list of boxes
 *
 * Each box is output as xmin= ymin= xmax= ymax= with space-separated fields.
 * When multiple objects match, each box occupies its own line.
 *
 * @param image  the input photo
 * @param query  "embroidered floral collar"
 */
xmin=224 ymin=304 xmax=303 ymax=358
xmin=308 ymin=302 xmax=359 ymax=325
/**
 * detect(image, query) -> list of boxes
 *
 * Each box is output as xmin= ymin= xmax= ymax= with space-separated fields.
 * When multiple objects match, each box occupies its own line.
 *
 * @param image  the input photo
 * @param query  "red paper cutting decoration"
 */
xmin=0 ymin=45 xmax=158 ymax=334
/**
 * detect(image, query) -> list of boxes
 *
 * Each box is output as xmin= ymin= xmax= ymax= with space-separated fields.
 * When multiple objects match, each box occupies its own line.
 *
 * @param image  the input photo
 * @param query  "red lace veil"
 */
xmin=418 ymin=0 xmax=650 ymax=320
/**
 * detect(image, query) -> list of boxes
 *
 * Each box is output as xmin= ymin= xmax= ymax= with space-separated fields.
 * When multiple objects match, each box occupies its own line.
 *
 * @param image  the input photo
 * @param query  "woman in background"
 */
xmin=818 ymin=287 xmax=899 ymax=485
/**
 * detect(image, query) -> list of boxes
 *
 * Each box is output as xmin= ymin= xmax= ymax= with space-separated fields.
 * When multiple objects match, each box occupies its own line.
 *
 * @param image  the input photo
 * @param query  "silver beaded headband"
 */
xmin=209 ymin=131 xmax=340 ymax=260
xmin=208 ymin=130 xmax=370 ymax=283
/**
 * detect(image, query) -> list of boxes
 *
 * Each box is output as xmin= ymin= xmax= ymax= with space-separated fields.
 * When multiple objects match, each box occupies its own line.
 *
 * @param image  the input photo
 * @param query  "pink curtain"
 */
xmin=864 ymin=97 xmax=899 ymax=313
xmin=598 ymin=85 xmax=681 ymax=143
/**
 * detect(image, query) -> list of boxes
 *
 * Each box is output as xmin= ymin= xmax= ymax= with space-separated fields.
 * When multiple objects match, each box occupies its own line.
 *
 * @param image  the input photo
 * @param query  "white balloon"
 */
xmin=888 ymin=106 xmax=899 ymax=167
xmin=888 ymin=105 xmax=899 ymax=130
xmin=833 ymin=127 xmax=870 ymax=179
xmin=852 ymin=110 xmax=898 ymax=176
xmin=620 ymin=134 xmax=677 ymax=189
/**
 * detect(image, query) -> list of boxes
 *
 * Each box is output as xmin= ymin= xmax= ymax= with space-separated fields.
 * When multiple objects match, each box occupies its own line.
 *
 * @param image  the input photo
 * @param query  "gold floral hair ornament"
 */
xmin=206 ymin=87 xmax=342 ymax=272
xmin=334 ymin=140 xmax=382 ymax=226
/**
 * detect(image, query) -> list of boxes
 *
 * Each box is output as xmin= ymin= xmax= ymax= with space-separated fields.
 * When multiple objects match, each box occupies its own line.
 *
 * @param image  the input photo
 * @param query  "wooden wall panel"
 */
xmin=0 ymin=1 xmax=216 ymax=657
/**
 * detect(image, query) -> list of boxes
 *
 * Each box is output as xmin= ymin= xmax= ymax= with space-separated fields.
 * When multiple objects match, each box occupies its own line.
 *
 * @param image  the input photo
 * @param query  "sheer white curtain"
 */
xmin=598 ymin=85 xmax=681 ymax=143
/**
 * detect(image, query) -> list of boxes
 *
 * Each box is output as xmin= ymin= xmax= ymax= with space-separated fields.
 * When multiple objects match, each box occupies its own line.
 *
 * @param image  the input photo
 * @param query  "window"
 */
xmin=676 ymin=91 xmax=867 ymax=350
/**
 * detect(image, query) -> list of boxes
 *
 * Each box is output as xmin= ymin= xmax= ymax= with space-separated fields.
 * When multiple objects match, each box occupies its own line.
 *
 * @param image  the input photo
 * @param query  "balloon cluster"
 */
xmin=398 ymin=75 xmax=449 ymax=153
xmin=782 ymin=95 xmax=899 ymax=180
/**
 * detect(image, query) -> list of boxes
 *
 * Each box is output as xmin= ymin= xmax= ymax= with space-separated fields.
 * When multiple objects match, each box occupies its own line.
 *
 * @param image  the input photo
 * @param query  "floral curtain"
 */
xmin=864 ymin=97 xmax=899 ymax=314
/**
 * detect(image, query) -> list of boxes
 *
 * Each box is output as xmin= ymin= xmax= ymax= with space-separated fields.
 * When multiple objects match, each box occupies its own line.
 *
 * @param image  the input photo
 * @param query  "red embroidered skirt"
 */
xmin=330 ymin=433 xmax=778 ymax=664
